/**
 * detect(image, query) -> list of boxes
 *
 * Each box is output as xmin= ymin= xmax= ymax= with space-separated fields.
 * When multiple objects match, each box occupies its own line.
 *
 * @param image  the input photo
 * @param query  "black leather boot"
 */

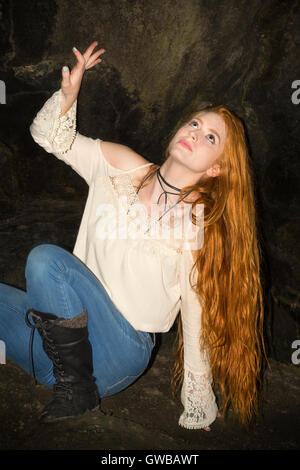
xmin=25 ymin=308 xmax=100 ymax=422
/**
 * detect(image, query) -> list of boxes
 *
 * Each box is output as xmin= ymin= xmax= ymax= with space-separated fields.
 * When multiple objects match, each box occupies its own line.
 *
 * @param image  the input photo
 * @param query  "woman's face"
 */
xmin=168 ymin=111 xmax=227 ymax=177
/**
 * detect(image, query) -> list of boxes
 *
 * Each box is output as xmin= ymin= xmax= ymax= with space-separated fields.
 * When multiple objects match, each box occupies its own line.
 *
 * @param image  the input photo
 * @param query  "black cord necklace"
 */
xmin=127 ymin=167 xmax=193 ymax=232
xmin=156 ymin=169 xmax=182 ymax=211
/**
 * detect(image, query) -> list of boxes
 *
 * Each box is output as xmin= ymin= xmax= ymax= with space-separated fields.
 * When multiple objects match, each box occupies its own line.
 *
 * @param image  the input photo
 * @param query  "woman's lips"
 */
xmin=179 ymin=140 xmax=192 ymax=151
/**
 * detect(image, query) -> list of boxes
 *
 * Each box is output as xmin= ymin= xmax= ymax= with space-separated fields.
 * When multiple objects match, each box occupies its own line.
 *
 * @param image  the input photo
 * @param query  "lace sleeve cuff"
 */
xmin=30 ymin=89 xmax=77 ymax=155
xmin=178 ymin=369 xmax=218 ymax=430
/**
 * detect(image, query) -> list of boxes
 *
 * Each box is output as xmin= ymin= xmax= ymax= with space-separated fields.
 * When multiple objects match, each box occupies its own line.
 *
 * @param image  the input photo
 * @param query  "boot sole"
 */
xmin=39 ymin=404 xmax=100 ymax=423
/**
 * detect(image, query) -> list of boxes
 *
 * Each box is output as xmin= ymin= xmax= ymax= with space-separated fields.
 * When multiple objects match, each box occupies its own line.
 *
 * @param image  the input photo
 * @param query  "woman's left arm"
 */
xmin=178 ymin=249 xmax=219 ymax=430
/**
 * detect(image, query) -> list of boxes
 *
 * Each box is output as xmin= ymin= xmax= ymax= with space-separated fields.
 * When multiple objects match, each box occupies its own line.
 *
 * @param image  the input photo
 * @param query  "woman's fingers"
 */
xmin=86 ymin=48 xmax=105 ymax=69
xmin=85 ymin=59 xmax=102 ymax=70
xmin=61 ymin=66 xmax=71 ymax=85
xmin=72 ymin=42 xmax=105 ymax=71
xmin=61 ymin=41 xmax=104 ymax=98
xmin=200 ymin=412 xmax=223 ymax=432
xmin=82 ymin=41 xmax=100 ymax=62
xmin=71 ymin=46 xmax=86 ymax=70
xmin=201 ymin=411 xmax=224 ymax=431
xmin=86 ymin=54 xmax=105 ymax=70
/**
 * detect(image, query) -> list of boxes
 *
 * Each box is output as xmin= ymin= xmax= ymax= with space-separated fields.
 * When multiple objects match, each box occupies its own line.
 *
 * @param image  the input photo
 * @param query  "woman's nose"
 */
xmin=190 ymin=129 xmax=198 ymax=141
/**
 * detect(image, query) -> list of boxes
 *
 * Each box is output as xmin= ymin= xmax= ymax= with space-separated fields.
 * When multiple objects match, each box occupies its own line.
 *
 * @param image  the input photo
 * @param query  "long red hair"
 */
xmin=169 ymin=105 xmax=266 ymax=427
xmin=134 ymin=106 xmax=266 ymax=427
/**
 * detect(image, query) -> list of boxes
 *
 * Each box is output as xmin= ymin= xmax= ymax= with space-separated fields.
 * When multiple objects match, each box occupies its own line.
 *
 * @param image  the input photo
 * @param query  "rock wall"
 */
xmin=0 ymin=0 xmax=299 ymax=362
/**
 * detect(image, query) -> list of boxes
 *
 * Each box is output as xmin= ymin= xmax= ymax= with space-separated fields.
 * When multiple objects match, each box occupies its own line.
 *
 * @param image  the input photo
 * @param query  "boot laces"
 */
xmin=53 ymin=382 xmax=73 ymax=402
xmin=25 ymin=310 xmax=64 ymax=384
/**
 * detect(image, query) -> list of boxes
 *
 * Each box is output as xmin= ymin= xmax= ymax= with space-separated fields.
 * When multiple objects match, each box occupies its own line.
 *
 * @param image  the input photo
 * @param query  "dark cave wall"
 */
xmin=0 ymin=0 xmax=299 ymax=362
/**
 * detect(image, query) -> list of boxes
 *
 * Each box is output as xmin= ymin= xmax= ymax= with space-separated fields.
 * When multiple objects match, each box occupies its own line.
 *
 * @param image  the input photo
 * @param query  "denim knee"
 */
xmin=25 ymin=243 xmax=62 ymax=280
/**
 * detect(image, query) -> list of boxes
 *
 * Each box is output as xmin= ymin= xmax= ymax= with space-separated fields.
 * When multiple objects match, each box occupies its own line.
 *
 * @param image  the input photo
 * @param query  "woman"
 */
xmin=0 ymin=41 xmax=265 ymax=431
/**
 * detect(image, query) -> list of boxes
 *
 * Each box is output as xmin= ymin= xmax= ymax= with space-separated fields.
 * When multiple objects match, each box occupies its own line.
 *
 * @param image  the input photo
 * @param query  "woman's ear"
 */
xmin=206 ymin=163 xmax=221 ymax=178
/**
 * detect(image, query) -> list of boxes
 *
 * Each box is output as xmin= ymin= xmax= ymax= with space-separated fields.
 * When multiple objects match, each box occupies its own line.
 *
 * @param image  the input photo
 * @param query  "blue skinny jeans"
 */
xmin=0 ymin=244 xmax=155 ymax=397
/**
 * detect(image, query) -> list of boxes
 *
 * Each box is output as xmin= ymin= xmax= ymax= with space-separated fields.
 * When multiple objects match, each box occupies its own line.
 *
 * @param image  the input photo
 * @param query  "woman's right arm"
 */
xmin=59 ymin=41 xmax=105 ymax=117
xmin=29 ymin=42 xmax=106 ymax=185
xmin=30 ymin=41 xmax=150 ymax=184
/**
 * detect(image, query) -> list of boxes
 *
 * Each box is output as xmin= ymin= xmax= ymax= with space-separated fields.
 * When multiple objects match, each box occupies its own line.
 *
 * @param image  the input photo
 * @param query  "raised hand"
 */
xmin=59 ymin=41 xmax=105 ymax=117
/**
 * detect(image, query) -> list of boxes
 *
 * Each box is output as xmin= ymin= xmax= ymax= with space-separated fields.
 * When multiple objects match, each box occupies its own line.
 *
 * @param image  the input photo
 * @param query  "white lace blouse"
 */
xmin=29 ymin=89 xmax=218 ymax=430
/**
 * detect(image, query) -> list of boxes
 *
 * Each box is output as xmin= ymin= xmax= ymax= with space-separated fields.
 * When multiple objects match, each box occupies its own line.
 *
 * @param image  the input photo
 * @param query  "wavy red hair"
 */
xmin=168 ymin=105 xmax=266 ymax=427
xmin=134 ymin=106 xmax=266 ymax=427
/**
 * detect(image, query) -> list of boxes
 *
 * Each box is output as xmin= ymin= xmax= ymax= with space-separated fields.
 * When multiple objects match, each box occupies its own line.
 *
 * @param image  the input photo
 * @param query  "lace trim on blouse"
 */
xmin=53 ymin=90 xmax=77 ymax=154
xmin=107 ymin=172 xmax=203 ymax=256
xmin=179 ymin=369 xmax=218 ymax=430
xmin=36 ymin=88 xmax=77 ymax=155
xmin=108 ymin=173 xmax=186 ymax=255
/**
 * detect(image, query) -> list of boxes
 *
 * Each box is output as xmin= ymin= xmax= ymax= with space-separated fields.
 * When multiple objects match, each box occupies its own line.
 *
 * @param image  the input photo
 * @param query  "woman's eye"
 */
xmin=206 ymin=134 xmax=215 ymax=144
xmin=189 ymin=120 xmax=199 ymax=129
